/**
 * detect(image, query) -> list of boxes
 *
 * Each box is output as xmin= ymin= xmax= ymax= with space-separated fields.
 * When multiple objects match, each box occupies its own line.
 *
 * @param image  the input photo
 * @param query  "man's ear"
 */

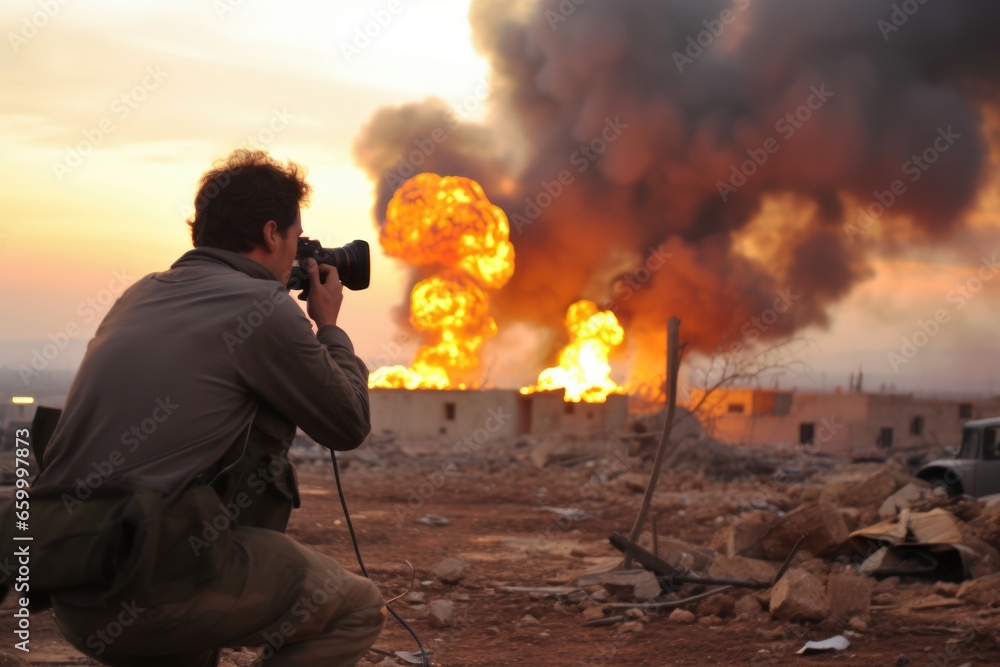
xmin=262 ymin=220 xmax=278 ymax=251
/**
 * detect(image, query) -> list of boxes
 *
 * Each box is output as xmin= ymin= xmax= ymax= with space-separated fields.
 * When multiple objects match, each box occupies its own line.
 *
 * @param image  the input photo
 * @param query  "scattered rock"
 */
xmin=819 ymin=467 xmax=900 ymax=511
xmin=520 ymin=614 xmax=541 ymax=625
xmin=698 ymin=614 xmax=723 ymax=626
xmin=849 ymin=615 xmax=868 ymax=631
xmin=668 ymin=608 xmax=696 ymax=624
xmin=697 ymin=592 xmax=735 ymax=619
xmin=617 ymin=620 xmax=644 ymax=634
xmin=428 ymin=600 xmax=455 ymax=628
xmin=624 ymin=607 xmax=648 ymax=622
xmin=404 ymin=591 xmax=426 ymax=604
xmin=431 ymin=557 xmax=466 ymax=585
xmin=762 ymin=502 xmax=849 ymax=560
xmin=769 ymin=568 xmax=829 ymax=622
xmin=485 ymin=626 xmax=500 ymax=636
xmin=827 ymin=572 xmax=874 ymax=620
xmin=720 ymin=511 xmax=779 ymax=559
xmin=581 ymin=606 xmax=605 ymax=622
xmin=733 ymin=595 xmax=767 ymax=622
xmin=708 ymin=555 xmax=779 ymax=584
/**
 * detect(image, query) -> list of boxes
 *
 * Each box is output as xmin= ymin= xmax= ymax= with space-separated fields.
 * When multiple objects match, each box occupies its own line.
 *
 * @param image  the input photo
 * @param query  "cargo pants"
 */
xmin=50 ymin=403 xmax=385 ymax=666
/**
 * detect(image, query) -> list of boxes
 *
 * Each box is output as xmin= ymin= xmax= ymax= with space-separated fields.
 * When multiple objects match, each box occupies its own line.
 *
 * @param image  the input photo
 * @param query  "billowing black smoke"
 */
xmin=354 ymin=0 xmax=1000 ymax=383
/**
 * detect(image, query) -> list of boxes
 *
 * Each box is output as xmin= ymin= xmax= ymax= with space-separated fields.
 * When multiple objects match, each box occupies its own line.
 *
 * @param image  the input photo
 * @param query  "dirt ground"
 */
xmin=3 ymin=435 xmax=1000 ymax=666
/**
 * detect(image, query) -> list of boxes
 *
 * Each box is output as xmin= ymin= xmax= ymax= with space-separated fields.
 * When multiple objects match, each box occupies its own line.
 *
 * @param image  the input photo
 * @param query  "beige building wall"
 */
xmin=687 ymin=387 xmax=1000 ymax=458
xmin=369 ymin=388 xmax=521 ymax=439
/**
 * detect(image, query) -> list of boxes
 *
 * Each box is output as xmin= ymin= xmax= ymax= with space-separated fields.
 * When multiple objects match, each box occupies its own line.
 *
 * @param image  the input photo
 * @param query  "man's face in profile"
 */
xmin=275 ymin=210 xmax=303 ymax=287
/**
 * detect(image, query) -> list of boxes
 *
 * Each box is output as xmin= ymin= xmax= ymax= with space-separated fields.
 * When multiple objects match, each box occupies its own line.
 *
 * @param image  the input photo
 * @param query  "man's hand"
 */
xmin=306 ymin=258 xmax=344 ymax=329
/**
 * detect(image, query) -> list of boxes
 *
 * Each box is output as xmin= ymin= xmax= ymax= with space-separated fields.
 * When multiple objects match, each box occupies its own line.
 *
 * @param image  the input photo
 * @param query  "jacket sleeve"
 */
xmin=232 ymin=289 xmax=371 ymax=450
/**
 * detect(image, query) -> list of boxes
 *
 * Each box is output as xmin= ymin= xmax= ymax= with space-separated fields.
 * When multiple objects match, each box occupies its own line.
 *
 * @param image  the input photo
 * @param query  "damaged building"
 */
xmin=689 ymin=387 xmax=1000 ymax=458
xmin=368 ymin=388 xmax=628 ymax=439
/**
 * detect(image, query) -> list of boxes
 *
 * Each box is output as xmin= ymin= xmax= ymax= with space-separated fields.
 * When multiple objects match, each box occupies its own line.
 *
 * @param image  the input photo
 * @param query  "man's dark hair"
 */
xmin=188 ymin=149 xmax=312 ymax=252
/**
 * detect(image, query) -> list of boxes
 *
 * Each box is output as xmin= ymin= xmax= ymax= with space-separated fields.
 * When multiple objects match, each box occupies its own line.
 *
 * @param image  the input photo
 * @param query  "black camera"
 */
xmin=287 ymin=238 xmax=370 ymax=300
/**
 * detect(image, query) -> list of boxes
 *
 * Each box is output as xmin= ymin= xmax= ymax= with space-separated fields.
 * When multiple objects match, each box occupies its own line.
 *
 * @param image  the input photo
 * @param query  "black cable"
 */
xmin=330 ymin=450 xmax=432 ymax=667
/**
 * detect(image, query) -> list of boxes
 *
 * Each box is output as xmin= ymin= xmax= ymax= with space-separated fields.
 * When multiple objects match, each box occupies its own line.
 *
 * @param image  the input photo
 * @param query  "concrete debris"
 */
xmin=428 ymin=600 xmax=455 ymax=628
xmin=769 ymin=568 xmax=829 ymax=622
xmin=820 ymin=467 xmax=900 ymax=511
xmin=879 ymin=483 xmax=927 ymax=519
xmin=762 ymin=502 xmax=849 ymax=559
xmin=431 ymin=557 xmax=466 ymax=585
xmin=827 ymin=572 xmax=874 ymax=620
xmin=707 ymin=555 xmax=779 ymax=585
xmin=717 ymin=511 xmax=779 ymax=559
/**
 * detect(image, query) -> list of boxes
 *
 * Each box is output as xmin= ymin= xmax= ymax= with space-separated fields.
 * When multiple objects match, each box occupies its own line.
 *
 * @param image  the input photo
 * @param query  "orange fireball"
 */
xmin=520 ymin=300 xmax=625 ymax=403
xmin=369 ymin=174 xmax=514 ymax=390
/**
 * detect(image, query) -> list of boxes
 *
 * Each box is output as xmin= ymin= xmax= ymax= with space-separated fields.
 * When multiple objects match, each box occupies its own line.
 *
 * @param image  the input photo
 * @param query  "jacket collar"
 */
xmin=171 ymin=247 xmax=277 ymax=283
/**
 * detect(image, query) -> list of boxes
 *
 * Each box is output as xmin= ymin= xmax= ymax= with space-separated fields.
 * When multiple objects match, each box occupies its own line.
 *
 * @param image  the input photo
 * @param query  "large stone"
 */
xmin=827 ymin=572 xmax=874 ymax=620
xmin=428 ymin=599 xmax=455 ymax=628
xmin=708 ymin=555 xmax=779 ymax=584
xmin=819 ymin=467 xmax=900 ymax=511
xmin=761 ymin=502 xmax=849 ymax=560
xmin=722 ymin=511 xmax=780 ymax=559
xmin=769 ymin=568 xmax=829 ymax=622
xmin=733 ymin=594 xmax=768 ymax=622
xmin=431 ymin=557 xmax=466 ymax=585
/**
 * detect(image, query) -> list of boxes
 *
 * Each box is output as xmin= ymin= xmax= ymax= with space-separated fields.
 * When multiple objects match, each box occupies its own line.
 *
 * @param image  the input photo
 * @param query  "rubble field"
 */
xmin=3 ymin=433 xmax=1000 ymax=666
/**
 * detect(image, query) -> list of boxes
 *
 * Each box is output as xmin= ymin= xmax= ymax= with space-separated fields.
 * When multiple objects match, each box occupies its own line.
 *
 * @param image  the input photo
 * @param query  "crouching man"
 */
xmin=34 ymin=149 xmax=385 ymax=666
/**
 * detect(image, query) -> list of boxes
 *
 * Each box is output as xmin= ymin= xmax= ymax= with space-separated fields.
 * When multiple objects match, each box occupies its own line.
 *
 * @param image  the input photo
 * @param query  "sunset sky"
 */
xmin=2 ymin=0 xmax=999 ymax=395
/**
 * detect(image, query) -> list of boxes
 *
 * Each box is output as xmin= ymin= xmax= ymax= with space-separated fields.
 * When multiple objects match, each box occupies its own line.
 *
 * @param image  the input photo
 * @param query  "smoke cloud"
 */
xmin=353 ymin=0 xmax=1000 ymax=385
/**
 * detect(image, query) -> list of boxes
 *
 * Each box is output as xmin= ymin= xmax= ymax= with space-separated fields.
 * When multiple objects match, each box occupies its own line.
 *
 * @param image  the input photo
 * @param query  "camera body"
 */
xmin=288 ymin=238 xmax=370 ymax=300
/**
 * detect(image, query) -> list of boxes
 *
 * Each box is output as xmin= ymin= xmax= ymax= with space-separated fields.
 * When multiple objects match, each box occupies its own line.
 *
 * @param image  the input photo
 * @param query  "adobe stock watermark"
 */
xmin=85 ymin=600 xmax=146 ymax=657
xmin=7 ymin=0 xmax=72 ymax=54
xmin=222 ymin=287 xmax=288 ymax=353
xmin=672 ymin=0 xmax=750 ymax=73
xmin=382 ymin=75 xmax=496 ymax=191
xmin=61 ymin=397 xmax=180 ymax=513
xmin=601 ymin=245 xmax=674 ymax=315
xmin=510 ymin=115 xmax=629 ymax=233
xmin=877 ymin=0 xmax=933 ymax=41
xmin=392 ymin=406 xmax=511 ymax=525
xmin=544 ymin=0 xmax=588 ymax=30
xmin=18 ymin=269 xmax=136 ymax=384
xmin=844 ymin=126 xmax=961 ymax=243
xmin=52 ymin=66 xmax=168 ymax=182
xmin=717 ymin=84 xmax=834 ymax=202
xmin=724 ymin=287 xmax=800 ymax=357
xmin=212 ymin=0 xmax=248 ymax=20
xmin=523 ymin=450 xmax=631 ymax=561
xmin=887 ymin=252 xmax=999 ymax=372
xmin=178 ymin=108 xmax=295 ymax=220
xmin=189 ymin=455 xmax=297 ymax=555
xmin=339 ymin=0 xmax=404 ymax=63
